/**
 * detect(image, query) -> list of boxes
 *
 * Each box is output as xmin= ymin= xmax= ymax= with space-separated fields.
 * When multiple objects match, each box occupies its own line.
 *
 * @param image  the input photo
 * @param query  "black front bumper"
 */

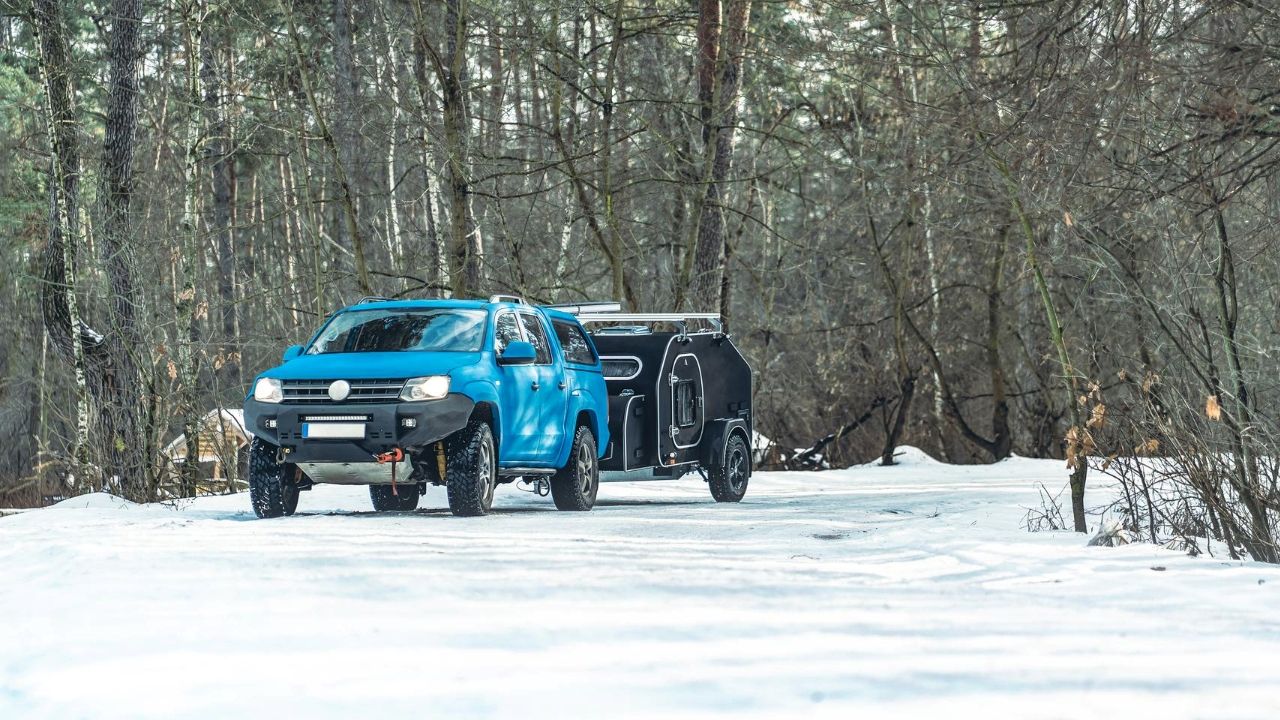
xmin=243 ymin=393 xmax=474 ymax=464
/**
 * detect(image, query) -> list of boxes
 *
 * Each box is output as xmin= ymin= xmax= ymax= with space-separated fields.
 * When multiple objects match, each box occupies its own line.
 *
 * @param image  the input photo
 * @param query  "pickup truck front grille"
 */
xmin=281 ymin=379 xmax=405 ymax=404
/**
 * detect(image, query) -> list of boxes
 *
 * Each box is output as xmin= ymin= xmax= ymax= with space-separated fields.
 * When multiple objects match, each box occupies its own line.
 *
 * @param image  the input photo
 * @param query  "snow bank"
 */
xmin=863 ymin=444 xmax=940 ymax=467
xmin=1 ymin=450 xmax=1277 ymax=719
xmin=46 ymin=492 xmax=141 ymax=511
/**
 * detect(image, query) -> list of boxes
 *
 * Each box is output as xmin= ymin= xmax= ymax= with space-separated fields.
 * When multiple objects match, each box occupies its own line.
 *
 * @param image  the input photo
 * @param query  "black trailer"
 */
xmin=573 ymin=310 xmax=754 ymax=502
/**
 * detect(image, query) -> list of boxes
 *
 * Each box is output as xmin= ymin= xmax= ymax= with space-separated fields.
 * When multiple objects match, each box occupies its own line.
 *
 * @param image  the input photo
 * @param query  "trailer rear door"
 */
xmin=667 ymin=353 xmax=704 ymax=451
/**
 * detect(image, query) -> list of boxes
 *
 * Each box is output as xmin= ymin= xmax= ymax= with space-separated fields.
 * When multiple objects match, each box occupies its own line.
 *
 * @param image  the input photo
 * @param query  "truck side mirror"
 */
xmin=498 ymin=341 xmax=537 ymax=365
xmin=282 ymin=345 xmax=304 ymax=363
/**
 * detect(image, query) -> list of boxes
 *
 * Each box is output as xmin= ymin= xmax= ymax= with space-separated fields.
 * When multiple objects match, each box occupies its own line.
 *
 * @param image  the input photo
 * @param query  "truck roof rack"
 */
xmin=354 ymin=296 xmax=394 ymax=305
xmin=593 ymin=325 xmax=652 ymax=335
xmin=577 ymin=312 xmax=723 ymax=335
xmin=543 ymin=301 xmax=623 ymax=315
xmin=488 ymin=294 xmax=527 ymax=305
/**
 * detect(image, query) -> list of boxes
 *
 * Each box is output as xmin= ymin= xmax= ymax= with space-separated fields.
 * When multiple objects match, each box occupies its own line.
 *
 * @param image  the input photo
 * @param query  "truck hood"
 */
xmin=261 ymin=351 xmax=484 ymax=380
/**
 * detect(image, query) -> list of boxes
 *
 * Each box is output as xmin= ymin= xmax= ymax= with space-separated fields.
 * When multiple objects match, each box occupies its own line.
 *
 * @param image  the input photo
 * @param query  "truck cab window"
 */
xmin=494 ymin=312 xmax=523 ymax=354
xmin=518 ymin=313 xmax=553 ymax=364
xmin=553 ymin=320 xmax=597 ymax=365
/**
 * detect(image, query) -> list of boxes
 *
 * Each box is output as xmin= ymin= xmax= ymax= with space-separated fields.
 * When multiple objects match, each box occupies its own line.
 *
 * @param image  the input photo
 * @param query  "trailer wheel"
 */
xmin=369 ymin=483 xmax=420 ymax=512
xmin=709 ymin=433 xmax=750 ymax=502
xmin=551 ymin=426 xmax=598 ymax=511
xmin=248 ymin=438 xmax=300 ymax=518
xmin=446 ymin=419 xmax=496 ymax=516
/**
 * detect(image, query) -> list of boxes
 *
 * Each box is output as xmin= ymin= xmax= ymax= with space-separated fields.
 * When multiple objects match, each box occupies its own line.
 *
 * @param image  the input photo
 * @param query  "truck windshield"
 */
xmin=306 ymin=308 xmax=486 ymax=354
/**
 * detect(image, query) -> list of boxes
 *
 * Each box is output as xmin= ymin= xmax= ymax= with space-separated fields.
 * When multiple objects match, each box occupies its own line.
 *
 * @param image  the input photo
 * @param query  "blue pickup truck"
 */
xmin=243 ymin=296 xmax=610 ymax=517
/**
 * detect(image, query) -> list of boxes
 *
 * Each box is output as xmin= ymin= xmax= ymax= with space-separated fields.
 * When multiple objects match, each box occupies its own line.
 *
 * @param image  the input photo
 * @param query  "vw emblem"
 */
xmin=327 ymin=380 xmax=351 ymax=402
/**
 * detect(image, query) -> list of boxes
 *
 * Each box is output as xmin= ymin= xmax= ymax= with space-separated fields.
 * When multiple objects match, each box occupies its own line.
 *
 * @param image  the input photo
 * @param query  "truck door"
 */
xmin=551 ymin=318 xmax=601 ymax=459
xmin=494 ymin=310 xmax=540 ymax=464
xmin=518 ymin=312 xmax=568 ymax=464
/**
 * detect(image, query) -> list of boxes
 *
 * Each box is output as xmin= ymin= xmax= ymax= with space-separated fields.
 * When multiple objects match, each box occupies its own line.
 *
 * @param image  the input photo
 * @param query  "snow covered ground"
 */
xmin=2 ymin=448 xmax=1278 ymax=719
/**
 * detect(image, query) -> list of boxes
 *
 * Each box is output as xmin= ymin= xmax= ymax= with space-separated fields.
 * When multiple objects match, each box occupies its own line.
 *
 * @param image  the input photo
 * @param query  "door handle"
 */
xmin=557 ymin=381 xmax=567 ymax=390
xmin=531 ymin=381 xmax=540 ymax=391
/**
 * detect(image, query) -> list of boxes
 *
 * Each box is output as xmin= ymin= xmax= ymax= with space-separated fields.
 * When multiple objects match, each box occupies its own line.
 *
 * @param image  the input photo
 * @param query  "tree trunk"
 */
xmin=177 ymin=1 xmax=206 ymax=498
xmin=333 ymin=0 xmax=357 ymax=252
xmin=881 ymin=374 xmax=916 ymax=465
xmin=95 ymin=0 xmax=149 ymax=497
xmin=33 ymin=0 xmax=96 ymax=486
xmin=284 ymin=0 xmax=372 ymax=295
xmin=694 ymin=0 xmax=720 ymax=143
xmin=997 ymin=155 xmax=1088 ymax=532
xmin=382 ymin=21 xmax=405 ymax=273
xmin=440 ymin=0 xmax=482 ymax=296
xmin=681 ymin=0 xmax=751 ymax=311
xmin=597 ymin=0 xmax=635 ymax=310
xmin=411 ymin=18 xmax=447 ymax=296
xmin=413 ymin=0 xmax=482 ymax=297
xmin=201 ymin=12 xmax=237 ymax=380
xmin=1208 ymin=190 xmax=1275 ymax=561
xmin=547 ymin=0 xmax=638 ymax=310
xmin=987 ymin=225 xmax=1011 ymax=461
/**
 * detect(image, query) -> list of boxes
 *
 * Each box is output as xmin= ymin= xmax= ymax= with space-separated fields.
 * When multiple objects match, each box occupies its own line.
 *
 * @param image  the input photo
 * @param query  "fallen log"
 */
xmin=788 ymin=395 xmax=894 ymax=469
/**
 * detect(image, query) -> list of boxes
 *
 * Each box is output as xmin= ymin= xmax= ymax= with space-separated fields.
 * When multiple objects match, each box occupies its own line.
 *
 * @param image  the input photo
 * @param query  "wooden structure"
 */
xmin=162 ymin=409 xmax=251 ymax=491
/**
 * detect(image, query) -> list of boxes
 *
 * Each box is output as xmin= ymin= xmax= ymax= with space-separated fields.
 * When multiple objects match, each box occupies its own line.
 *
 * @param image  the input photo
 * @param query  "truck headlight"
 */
xmin=400 ymin=376 xmax=450 ymax=401
xmin=253 ymin=377 xmax=284 ymax=404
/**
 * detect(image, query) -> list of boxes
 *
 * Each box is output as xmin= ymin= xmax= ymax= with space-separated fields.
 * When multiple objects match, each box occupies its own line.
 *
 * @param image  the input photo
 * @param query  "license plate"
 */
xmin=302 ymin=422 xmax=365 ymax=439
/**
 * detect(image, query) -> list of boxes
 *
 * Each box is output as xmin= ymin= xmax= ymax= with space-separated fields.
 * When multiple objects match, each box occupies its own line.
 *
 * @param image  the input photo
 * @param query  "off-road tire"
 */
xmin=369 ymin=483 xmax=420 ymax=512
xmin=550 ymin=426 xmax=598 ymax=511
xmin=709 ymin=433 xmax=750 ymax=503
xmin=248 ymin=438 xmax=300 ymax=518
xmin=445 ymin=419 xmax=496 ymax=516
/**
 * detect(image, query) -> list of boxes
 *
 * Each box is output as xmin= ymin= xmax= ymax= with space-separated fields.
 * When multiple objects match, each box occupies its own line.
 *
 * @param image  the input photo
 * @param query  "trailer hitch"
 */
xmin=516 ymin=477 xmax=551 ymax=496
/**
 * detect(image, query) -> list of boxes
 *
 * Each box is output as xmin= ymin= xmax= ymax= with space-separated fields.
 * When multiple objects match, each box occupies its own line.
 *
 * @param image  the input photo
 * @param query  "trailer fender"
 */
xmin=702 ymin=418 xmax=750 ymax=470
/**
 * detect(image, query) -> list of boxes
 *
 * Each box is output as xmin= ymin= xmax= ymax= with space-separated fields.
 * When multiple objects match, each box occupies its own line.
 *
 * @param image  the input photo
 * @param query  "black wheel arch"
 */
xmin=701 ymin=418 xmax=751 ymax=471
xmin=470 ymin=401 xmax=498 ymax=447
xmin=574 ymin=410 xmax=598 ymax=441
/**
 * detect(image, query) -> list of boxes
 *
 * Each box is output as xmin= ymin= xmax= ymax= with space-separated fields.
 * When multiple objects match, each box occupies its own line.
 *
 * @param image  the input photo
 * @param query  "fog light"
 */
xmin=265 ymin=419 xmax=278 ymax=429
xmin=401 ymin=418 xmax=417 ymax=428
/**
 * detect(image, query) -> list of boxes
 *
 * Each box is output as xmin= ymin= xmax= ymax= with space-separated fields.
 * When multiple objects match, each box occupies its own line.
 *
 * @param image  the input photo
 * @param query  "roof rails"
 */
xmin=593 ymin=325 xmax=652 ymax=335
xmin=577 ymin=312 xmax=723 ymax=335
xmin=355 ymin=296 xmax=394 ymax=305
xmin=488 ymin=294 xmax=527 ymax=305
xmin=543 ymin=301 xmax=623 ymax=315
